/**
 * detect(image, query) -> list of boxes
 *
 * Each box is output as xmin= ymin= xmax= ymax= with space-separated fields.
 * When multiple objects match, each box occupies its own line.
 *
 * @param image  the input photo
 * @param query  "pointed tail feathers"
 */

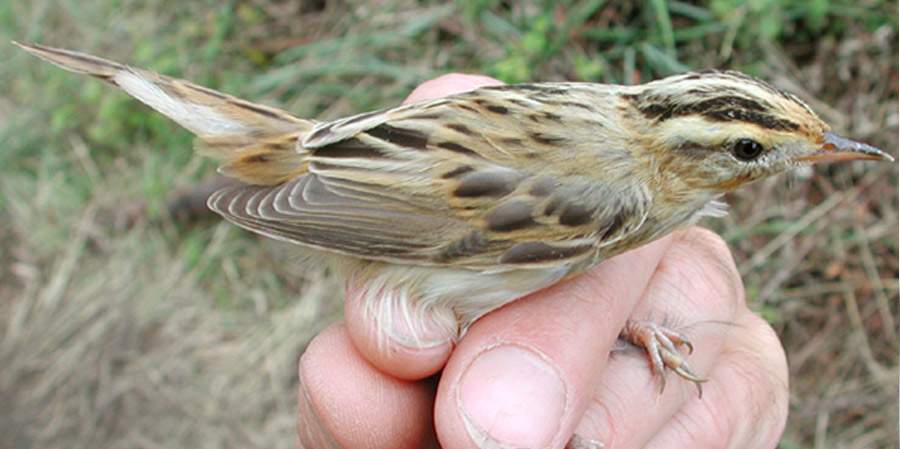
xmin=15 ymin=42 xmax=312 ymax=185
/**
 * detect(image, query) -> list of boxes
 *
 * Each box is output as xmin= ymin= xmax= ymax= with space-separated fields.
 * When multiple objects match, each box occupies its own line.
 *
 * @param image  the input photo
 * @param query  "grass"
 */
xmin=1 ymin=1 xmax=897 ymax=448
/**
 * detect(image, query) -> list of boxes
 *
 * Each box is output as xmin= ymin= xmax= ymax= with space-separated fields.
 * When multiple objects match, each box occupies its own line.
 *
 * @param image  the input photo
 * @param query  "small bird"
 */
xmin=16 ymin=42 xmax=893 ymax=393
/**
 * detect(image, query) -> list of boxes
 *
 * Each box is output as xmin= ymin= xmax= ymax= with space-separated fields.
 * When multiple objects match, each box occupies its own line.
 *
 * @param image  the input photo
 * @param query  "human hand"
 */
xmin=297 ymin=74 xmax=790 ymax=449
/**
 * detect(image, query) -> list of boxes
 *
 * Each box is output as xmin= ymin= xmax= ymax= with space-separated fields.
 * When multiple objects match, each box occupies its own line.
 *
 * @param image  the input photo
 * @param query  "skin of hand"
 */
xmin=296 ymin=74 xmax=790 ymax=449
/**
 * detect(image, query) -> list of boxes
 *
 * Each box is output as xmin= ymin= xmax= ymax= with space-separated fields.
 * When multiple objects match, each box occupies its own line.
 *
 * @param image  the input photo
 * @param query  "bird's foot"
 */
xmin=619 ymin=319 xmax=706 ymax=397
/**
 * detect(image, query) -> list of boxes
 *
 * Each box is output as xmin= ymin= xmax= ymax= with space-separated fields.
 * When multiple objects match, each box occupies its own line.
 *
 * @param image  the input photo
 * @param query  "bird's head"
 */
xmin=622 ymin=70 xmax=893 ymax=193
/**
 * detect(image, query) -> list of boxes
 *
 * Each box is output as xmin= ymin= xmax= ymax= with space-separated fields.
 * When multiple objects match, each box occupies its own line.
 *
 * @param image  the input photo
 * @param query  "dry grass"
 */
xmin=1 ymin=1 xmax=897 ymax=448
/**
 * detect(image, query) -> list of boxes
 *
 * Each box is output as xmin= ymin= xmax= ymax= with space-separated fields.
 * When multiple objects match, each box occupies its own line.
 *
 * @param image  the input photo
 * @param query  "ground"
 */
xmin=1 ymin=1 xmax=897 ymax=448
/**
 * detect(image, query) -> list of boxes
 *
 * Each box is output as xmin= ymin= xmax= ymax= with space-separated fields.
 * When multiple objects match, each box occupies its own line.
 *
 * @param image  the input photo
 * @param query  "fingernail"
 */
xmin=297 ymin=370 xmax=343 ymax=449
xmin=457 ymin=344 xmax=567 ymax=449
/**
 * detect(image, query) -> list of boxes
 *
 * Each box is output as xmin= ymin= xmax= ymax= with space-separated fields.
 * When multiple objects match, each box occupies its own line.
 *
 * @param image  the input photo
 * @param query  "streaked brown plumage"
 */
xmin=16 ymin=42 xmax=893 ymax=396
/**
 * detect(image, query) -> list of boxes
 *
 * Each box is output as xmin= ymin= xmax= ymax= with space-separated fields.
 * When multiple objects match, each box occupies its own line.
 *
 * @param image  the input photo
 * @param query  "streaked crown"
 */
xmin=624 ymin=70 xmax=828 ymax=139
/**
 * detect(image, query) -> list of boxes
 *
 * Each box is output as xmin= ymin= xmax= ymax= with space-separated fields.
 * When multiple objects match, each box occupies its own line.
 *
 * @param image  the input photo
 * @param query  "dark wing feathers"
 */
xmin=209 ymin=175 xmax=460 ymax=260
xmin=209 ymin=168 xmax=647 ymax=269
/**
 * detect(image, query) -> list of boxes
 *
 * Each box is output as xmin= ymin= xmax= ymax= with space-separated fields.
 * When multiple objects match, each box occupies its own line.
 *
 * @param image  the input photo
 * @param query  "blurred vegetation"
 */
xmin=1 ymin=1 xmax=897 ymax=448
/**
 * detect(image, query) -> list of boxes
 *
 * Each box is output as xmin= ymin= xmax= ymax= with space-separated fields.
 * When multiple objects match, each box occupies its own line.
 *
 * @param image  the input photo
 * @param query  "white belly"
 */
xmin=350 ymin=262 xmax=572 ymax=346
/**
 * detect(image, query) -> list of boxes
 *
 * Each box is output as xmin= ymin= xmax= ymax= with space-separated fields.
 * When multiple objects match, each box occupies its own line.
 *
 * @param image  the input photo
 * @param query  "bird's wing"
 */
xmin=210 ymin=86 xmax=650 ymax=269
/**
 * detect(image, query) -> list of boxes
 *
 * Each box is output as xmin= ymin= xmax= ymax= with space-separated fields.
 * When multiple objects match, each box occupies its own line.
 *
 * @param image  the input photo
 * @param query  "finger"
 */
xmin=343 ymin=73 xmax=503 ymax=380
xmin=434 ymin=235 xmax=677 ymax=449
xmin=642 ymin=311 xmax=789 ymax=449
xmin=571 ymin=227 xmax=745 ymax=449
xmin=297 ymin=324 xmax=437 ymax=449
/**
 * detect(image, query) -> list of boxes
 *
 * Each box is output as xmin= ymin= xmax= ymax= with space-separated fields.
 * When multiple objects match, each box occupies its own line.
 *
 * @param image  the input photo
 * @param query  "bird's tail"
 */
xmin=14 ymin=42 xmax=312 ymax=185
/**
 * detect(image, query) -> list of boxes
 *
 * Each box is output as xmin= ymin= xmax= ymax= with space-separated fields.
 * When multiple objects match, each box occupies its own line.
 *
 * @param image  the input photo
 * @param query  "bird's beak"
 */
xmin=795 ymin=132 xmax=894 ymax=163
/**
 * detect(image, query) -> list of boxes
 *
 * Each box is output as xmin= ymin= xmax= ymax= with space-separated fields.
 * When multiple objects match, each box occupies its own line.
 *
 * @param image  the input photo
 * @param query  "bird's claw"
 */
xmin=620 ymin=320 xmax=706 ymax=397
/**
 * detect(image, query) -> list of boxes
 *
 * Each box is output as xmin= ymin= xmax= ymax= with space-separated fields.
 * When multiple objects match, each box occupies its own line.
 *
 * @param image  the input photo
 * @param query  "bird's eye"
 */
xmin=732 ymin=139 xmax=764 ymax=161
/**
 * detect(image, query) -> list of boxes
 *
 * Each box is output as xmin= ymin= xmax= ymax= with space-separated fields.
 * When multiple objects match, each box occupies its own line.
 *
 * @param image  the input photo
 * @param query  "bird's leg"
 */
xmin=619 ymin=319 xmax=706 ymax=397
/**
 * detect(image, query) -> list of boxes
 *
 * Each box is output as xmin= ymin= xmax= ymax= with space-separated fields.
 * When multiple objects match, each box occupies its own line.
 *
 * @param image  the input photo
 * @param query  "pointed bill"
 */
xmin=796 ymin=132 xmax=894 ymax=163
